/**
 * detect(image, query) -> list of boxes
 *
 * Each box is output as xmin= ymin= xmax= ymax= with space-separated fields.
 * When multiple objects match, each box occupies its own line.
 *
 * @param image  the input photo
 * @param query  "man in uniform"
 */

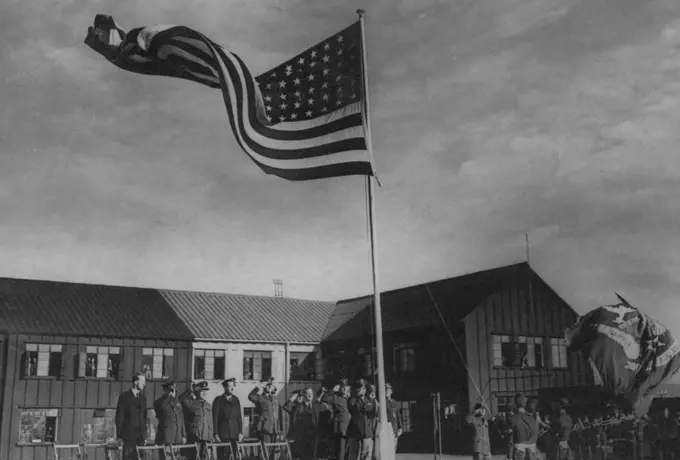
xmin=551 ymin=398 xmax=573 ymax=460
xmin=508 ymin=394 xmax=539 ymax=460
xmin=248 ymin=377 xmax=281 ymax=443
xmin=321 ymin=378 xmax=352 ymax=460
xmin=180 ymin=381 xmax=213 ymax=460
xmin=347 ymin=379 xmax=378 ymax=460
xmin=213 ymin=378 xmax=244 ymax=458
xmin=385 ymin=383 xmax=402 ymax=453
xmin=154 ymin=381 xmax=187 ymax=459
xmin=466 ymin=403 xmax=494 ymax=460
xmin=115 ymin=372 xmax=148 ymax=460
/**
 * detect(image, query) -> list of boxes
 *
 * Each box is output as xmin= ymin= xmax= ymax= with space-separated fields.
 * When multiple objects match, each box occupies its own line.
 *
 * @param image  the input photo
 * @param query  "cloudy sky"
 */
xmin=2 ymin=0 xmax=680 ymax=329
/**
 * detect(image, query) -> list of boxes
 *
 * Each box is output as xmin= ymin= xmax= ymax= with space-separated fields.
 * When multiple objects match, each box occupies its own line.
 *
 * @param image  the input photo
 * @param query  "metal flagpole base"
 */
xmin=374 ymin=424 xmax=396 ymax=460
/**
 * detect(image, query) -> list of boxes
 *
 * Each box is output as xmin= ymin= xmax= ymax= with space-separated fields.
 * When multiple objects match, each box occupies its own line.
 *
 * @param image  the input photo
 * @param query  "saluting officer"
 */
xmin=321 ymin=378 xmax=352 ymax=460
xmin=213 ymin=377 xmax=244 ymax=457
xmin=154 ymin=381 xmax=187 ymax=459
xmin=248 ymin=377 xmax=281 ymax=443
xmin=180 ymin=381 xmax=213 ymax=460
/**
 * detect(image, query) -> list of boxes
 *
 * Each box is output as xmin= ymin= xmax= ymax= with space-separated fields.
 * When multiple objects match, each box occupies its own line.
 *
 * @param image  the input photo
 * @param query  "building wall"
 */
xmin=0 ymin=334 xmax=192 ymax=460
xmin=188 ymin=341 xmax=323 ymax=439
xmin=464 ymin=280 xmax=593 ymax=415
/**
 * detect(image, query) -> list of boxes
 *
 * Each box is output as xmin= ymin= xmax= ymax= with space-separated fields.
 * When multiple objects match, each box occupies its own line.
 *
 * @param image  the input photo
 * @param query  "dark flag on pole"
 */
xmin=85 ymin=14 xmax=375 ymax=181
xmin=565 ymin=294 xmax=680 ymax=415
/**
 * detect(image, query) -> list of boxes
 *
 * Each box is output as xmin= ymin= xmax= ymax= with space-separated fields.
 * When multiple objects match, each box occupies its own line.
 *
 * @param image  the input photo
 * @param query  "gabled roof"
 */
xmin=322 ymin=262 xmax=536 ymax=343
xmin=0 ymin=278 xmax=335 ymax=343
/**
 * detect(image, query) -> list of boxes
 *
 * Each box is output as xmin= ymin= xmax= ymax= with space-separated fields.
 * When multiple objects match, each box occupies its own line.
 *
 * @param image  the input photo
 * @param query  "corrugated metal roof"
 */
xmin=160 ymin=290 xmax=336 ymax=343
xmin=0 ymin=278 xmax=336 ymax=343
xmin=322 ymin=262 xmax=532 ymax=342
xmin=0 ymin=278 xmax=194 ymax=340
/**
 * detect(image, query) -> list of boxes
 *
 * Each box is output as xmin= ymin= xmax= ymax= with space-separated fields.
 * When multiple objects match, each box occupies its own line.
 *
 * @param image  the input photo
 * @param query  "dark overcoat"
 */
xmin=248 ymin=389 xmax=281 ymax=435
xmin=282 ymin=400 xmax=331 ymax=441
xmin=320 ymin=392 xmax=351 ymax=436
xmin=115 ymin=389 xmax=148 ymax=443
xmin=153 ymin=394 xmax=186 ymax=445
xmin=213 ymin=394 xmax=243 ymax=441
xmin=180 ymin=391 xmax=214 ymax=441
xmin=347 ymin=396 xmax=377 ymax=439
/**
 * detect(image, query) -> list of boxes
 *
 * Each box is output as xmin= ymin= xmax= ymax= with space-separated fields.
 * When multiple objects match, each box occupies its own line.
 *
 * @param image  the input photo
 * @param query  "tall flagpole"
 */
xmin=356 ymin=9 xmax=392 ymax=460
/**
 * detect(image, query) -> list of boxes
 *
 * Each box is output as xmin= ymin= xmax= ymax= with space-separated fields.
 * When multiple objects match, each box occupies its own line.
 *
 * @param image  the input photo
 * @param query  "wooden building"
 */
xmin=321 ymin=262 xmax=594 ymax=452
xmin=0 ymin=278 xmax=334 ymax=460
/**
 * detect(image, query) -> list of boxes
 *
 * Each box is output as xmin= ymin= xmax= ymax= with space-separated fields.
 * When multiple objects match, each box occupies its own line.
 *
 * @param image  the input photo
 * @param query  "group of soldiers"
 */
xmin=113 ymin=373 xmax=403 ymax=460
xmin=466 ymin=392 xmax=680 ymax=460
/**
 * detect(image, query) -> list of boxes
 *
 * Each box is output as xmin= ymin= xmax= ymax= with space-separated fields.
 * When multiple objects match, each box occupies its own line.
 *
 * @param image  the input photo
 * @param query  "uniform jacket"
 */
xmin=248 ymin=389 xmax=281 ymax=435
xmin=509 ymin=411 xmax=538 ymax=445
xmin=386 ymin=398 xmax=403 ymax=436
xmin=180 ymin=390 xmax=214 ymax=441
xmin=552 ymin=413 xmax=573 ymax=443
xmin=320 ymin=391 xmax=351 ymax=436
xmin=115 ymin=389 xmax=148 ymax=443
xmin=466 ymin=413 xmax=492 ymax=454
xmin=347 ymin=396 xmax=377 ymax=439
xmin=213 ymin=393 xmax=243 ymax=441
xmin=282 ymin=400 xmax=331 ymax=441
xmin=153 ymin=393 xmax=186 ymax=445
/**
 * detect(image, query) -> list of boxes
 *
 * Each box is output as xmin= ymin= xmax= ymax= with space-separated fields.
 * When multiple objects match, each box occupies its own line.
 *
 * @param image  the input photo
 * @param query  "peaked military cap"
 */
xmin=338 ymin=378 xmax=349 ymax=386
xmin=222 ymin=378 xmax=236 ymax=386
xmin=355 ymin=378 xmax=368 ymax=387
xmin=161 ymin=381 xmax=177 ymax=389
xmin=385 ymin=383 xmax=393 ymax=390
xmin=193 ymin=381 xmax=209 ymax=391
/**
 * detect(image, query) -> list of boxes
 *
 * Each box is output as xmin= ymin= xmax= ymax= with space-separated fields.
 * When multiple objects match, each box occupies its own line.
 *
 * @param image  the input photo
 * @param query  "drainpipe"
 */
xmin=284 ymin=342 xmax=290 ymax=399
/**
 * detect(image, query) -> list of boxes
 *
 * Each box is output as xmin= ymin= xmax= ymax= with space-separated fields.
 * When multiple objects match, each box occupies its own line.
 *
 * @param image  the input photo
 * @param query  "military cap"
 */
xmin=261 ymin=377 xmax=275 ymax=384
xmin=473 ymin=402 xmax=483 ymax=410
xmin=558 ymin=397 xmax=570 ymax=406
xmin=355 ymin=378 xmax=368 ymax=387
xmin=193 ymin=381 xmax=209 ymax=391
xmin=385 ymin=383 xmax=393 ymax=390
xmin=221 ymin=378 xmax=236 ymax=386
xmin=161 ymin=381 xmax=177 ymax=389
xmin=338 ymin=378 xmax=349 ymax=386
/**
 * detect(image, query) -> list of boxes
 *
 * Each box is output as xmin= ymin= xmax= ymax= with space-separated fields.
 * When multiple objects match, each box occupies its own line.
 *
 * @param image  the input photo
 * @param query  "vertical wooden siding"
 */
xmin=465 ymin=280 xmax=592 ymax=414
xmin=0 ymin=334 xmax=192 ymax=460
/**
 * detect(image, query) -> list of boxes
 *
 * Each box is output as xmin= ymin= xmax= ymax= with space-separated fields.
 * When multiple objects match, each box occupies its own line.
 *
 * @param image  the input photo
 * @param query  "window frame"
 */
xmin=242 ymin=350 xmax=273 ymax=381
xmin=550 ymin=337 xmax=569 ymax=369
xmin=141 ymin=347 xmax=175 ymax=380
xmin=491 ymin=334 xmax=545 ymax=370
xmin=17 ymin=408 xmax=60 ymax=445
xmin=289 ymin=351 xmax=317 ymax=381
xmin=194 ymin=349 xmax=227 ymax=380
xmin=392 ymin=343 xmax=417 ymax=376
xmin=78 ymin=346 xmax=122 ymax=380
xmin=22 ymin=343 xmax=64 ymax=380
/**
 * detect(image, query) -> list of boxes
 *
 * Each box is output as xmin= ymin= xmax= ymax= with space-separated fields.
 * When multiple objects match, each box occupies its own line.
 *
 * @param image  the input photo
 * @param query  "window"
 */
xmin=146 ymin=409 xmax=157 ymax=443
xmin=79 ymin=346 xmax=121 ymax=379
xmin=492 ymin=335 xmax=544 ymax=369
xmin=551 ymin=338 xmax=568 ymax=368
xmin=142 ymin=348 xmax=174 ymax=380
xmin=19 ymin=409 xmax=59 ymax=444
xmin=396 ymin=401 xmax=415 ymax=433
xmin=496 ymin=395 xmax=515 ymax=414
xmin=243 ymin=407 xmax=256 ymax=438
xmin=393 ymin=343 xmax=416 ymax=376
xmin=290 ymin=351 xmax=316 ymax=381
xmin=194 ymin=349 xmax=226 ymax=380
xmin=80 ymin=409 xmax=116 ymax=444
xmin=358 ymin=348 xmax=375 ymax=377
xmin=24 ymin=344 xmax=63 ymax=378
xmin=243 ymin=351 xmax=272 ymax=381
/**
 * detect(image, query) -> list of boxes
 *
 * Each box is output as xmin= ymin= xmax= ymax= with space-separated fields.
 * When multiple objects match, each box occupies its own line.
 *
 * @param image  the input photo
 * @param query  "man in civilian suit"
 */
xmin=154 ymin=381 xmax=187 ymax=459
xmin=213 ymin=378 xmax=244 ymax=459
xmin=115 ymin=372 xmax=148 ymax=460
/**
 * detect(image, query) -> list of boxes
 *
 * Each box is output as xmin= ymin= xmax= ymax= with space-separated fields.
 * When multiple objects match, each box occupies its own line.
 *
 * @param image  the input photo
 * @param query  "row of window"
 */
xmin=492 ymin=335 xmax=569 ymax=369
xmin=20 ymin=402 xmax=417 ymax=445
xmin=24 ymin=344 xmax=319 ymax=382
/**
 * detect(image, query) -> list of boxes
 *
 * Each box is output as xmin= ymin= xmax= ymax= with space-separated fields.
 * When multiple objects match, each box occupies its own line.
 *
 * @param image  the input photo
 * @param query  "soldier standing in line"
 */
xmin=320 ymin=378 xmax=352 ymax=460
xmin=508 ymin=394 xmax=539 ymax=460
xmin=551 ymin=398 xmax=573 ymax=460
xmin=384 ymin=383 xmax=403 ymax=453
xmin=154 ymin=381 xmax=187 ymax=460
xmin=180 ymin=381 xmax=213 ymax=460
xmin=347 ymin=379 xmax=378 ymax=460
xmin=248 ymin=377 xmax=281 ymax=444
xmin=213 ymin=378 xmax=244 ymax=459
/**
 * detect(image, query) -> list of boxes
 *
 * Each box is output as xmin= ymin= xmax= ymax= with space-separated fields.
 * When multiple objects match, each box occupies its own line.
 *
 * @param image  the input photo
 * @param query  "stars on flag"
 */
xmin=255 ymin=25 xmax=362 ymax=123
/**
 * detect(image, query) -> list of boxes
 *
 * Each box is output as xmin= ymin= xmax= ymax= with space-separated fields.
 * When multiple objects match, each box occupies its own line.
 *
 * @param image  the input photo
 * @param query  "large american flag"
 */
xmin=85 ymin=15 xmax=375 ymax=181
